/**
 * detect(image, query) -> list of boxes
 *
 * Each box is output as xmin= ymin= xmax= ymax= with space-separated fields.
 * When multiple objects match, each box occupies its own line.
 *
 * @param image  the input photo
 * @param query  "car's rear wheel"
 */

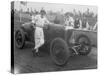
xmin=15 ymin=29 xmax=25 ymax=49
xmin=50 ymin=38 xmax=70 ymax=66
xmin=75 ymin=34 xmax=91 ymax=55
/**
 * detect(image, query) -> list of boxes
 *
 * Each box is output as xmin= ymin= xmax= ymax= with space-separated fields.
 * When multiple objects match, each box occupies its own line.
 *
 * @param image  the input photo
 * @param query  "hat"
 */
xmin=40 ymin=9 xmax=46 ymax=14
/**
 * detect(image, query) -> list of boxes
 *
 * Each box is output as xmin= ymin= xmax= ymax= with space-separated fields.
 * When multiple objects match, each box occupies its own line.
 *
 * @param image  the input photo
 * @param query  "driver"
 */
xmin=32 ymin=9 xmax=50 ymax=56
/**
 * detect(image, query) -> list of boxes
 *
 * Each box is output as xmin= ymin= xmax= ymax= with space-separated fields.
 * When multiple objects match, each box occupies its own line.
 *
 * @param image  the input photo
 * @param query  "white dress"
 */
xmin=33 ymin=15 xmax=49 ymax=49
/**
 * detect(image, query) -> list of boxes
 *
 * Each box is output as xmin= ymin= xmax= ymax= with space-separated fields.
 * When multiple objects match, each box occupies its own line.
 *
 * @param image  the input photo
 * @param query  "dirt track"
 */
xmin=14 ymin=41 xmax=97 ymax=74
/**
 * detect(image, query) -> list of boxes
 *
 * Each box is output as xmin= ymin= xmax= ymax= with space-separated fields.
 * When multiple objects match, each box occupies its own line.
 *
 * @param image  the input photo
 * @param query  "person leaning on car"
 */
xmin=31 ymin=9 xmax=50 ymax=56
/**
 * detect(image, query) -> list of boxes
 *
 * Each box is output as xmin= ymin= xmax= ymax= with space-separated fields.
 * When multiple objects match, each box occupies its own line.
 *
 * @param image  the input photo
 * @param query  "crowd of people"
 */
xmin=64 ymin=15 xmax=97 ymax=31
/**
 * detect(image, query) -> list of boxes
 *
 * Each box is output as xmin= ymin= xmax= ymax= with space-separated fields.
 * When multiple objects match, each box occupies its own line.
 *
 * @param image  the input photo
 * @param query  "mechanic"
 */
xmin=32 ymin=9 xmax=50 ymax=56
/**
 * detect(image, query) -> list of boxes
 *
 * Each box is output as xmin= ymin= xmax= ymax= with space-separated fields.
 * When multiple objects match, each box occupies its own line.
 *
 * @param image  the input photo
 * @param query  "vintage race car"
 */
xmin=15 ymin=22 xmax=97 ymax=66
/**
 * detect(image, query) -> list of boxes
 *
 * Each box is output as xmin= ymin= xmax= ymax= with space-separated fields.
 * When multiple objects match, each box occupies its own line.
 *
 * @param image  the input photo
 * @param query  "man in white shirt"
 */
xmin=32 ymin=9 xmax=50 ymax=56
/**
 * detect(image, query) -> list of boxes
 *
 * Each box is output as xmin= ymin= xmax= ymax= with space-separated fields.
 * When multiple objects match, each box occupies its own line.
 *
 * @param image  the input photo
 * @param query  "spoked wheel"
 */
xmin=50 ymin=38 xmax=70 ymax=66
xmin=76 ymin=34 xmax=91 ymax=55
xmin=15 ymin=29 xmax=25 ymax=49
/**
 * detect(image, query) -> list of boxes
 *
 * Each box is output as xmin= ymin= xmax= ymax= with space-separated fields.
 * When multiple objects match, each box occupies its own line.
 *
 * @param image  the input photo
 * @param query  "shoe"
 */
xmin=36 ymin=51 xmax=43 ymax=57
xmin=35 ymin=52 xmax=40 ymax=56
xmin=32 ymin=50 xmax=37 ymax=57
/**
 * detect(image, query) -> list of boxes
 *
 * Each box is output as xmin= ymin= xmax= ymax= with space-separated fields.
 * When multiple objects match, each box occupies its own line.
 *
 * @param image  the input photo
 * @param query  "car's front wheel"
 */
xmin=50 ymin=38 xmax=70 ymax=66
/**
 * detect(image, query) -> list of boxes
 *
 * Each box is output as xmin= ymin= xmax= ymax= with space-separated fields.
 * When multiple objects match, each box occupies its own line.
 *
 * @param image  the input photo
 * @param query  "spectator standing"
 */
xmin=74 ymin=18 xmax=80 ymax=29
xmin=64 ymin=15 xmax=74 ymax=29
xmin=81 ymin=17 xmax=90 ymax=30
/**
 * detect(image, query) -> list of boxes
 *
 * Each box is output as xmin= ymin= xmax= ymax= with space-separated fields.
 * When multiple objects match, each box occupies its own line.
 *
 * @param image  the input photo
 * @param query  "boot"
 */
xmin=32 ymin=49 xmax=37 ymax=57
xmin=35 ymin=48 xmax=42 ymax=57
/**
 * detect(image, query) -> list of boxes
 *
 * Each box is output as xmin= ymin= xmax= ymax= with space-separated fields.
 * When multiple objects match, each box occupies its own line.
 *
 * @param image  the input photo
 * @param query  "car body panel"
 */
xmin=20 ymin=23 xmax=97 ymax=47
xmin=69 ymin=29 xmax=97 ymax=47
xmin=44 ymin=24 xmax=65 ymax=44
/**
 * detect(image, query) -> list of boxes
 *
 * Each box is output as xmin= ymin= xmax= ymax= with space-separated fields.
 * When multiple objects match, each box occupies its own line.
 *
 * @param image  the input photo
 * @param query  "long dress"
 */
xmin=33 ymin=15 xmax=49 ymax=49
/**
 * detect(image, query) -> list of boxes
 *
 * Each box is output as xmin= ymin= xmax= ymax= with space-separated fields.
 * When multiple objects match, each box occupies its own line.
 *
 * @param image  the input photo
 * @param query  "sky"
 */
xmin=14 ymin=1 xmax=97 ymax=14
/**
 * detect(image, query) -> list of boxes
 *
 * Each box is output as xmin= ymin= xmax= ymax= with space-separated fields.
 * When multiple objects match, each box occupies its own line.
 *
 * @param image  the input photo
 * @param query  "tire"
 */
xmin=15 ymin=29 xmax=25 ymax=49
xmin=75 ymin=34 xmax=91 ymax=55
xmin=50 ymin=38 xmax=70 ymax=66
